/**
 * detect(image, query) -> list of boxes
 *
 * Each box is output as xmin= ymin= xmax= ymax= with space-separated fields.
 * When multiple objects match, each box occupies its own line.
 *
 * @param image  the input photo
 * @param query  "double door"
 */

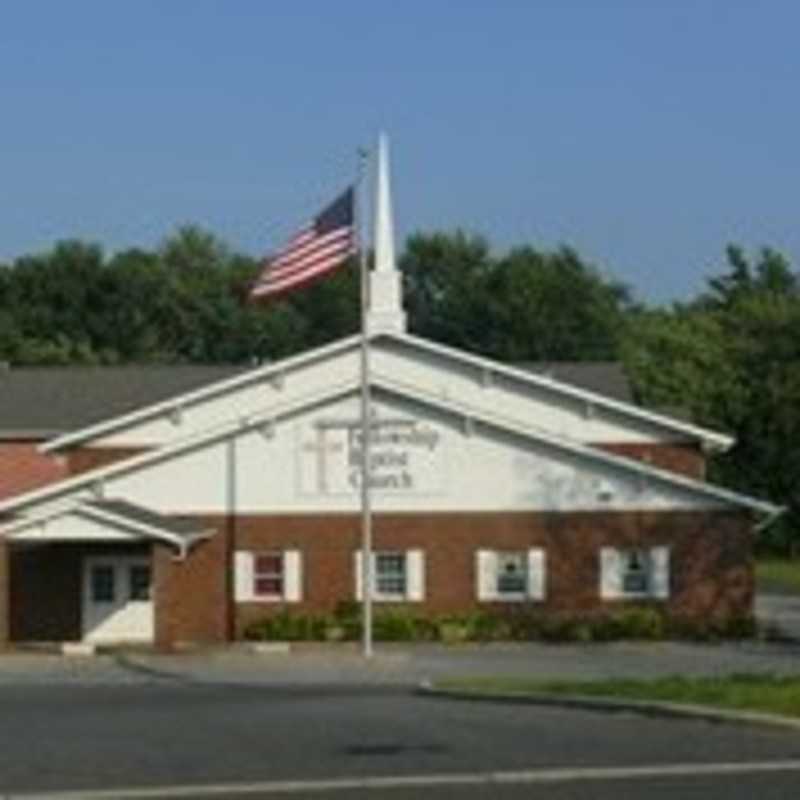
xmin=82 ymin=556 xmax=154 ymax=643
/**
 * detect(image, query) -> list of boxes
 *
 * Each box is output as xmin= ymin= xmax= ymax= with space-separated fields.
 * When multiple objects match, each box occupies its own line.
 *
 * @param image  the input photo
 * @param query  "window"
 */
xmin=128 ymin=565 xmax=152 ymax=601
xmin=354 ymin=550 xmax=425 ymax=602
xmin=600 ymin=547 xmax=670 ymax=600
xmin=496 ymin=552 xmax=527 ymax=596
xmin=91 ymin=565 xmax=115 ymax=603
xmin=234 ymin=550 xmax=302 ymax=603
xmin=621 ymin=549 xmax=650 ymax=595
xmin=375 ymin=552 xmax=406 ymax=599
xmin=253 ymin=553 xmax=284 ymax=598
xmin=476 ymin=549 xmax=546 ymax=602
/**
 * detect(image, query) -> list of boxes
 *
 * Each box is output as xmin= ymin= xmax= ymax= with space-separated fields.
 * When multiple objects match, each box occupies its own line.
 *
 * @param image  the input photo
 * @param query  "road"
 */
xmin=0 ymin=684 xmax=799 ymax=798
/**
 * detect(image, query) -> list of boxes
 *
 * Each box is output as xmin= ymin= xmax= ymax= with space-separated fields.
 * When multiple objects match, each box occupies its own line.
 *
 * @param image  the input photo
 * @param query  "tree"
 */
xmin=402 ymin=230 xmax=492 ymax=353
xmin=623 ymin=246 xmax=800 ymax=553
xmin=485 ymin=245 xmax=632 ymax=362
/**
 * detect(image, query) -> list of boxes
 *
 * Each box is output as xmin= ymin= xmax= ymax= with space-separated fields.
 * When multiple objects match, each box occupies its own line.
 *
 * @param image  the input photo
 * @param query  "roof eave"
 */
xmin=38 ymin=334 xmax=363 ymax=454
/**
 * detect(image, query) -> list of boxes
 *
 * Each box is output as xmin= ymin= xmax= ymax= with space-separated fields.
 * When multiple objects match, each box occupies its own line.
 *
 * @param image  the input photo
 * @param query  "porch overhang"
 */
xmin=0 ymin=499 xmax=213 ymax=559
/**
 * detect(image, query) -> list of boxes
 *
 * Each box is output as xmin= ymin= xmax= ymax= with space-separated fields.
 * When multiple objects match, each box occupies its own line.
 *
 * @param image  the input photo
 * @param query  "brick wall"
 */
xmin=596 ymin=443 xmax=706 ymax=479
xmin=152 ymin=520 xmax=230 ymax=648
xmin=0 ymin=443 xmax=67 ymax=500
xmin=229 ymin=510 xmax=753 ymax=637
xmin=0 ymin=510 xmax=754 ymax=646
xmin=65 ymin=446 xmax=148 ymax=476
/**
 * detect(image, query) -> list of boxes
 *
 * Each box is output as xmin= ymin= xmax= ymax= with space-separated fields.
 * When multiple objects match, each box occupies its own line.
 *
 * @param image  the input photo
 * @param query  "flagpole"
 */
xmin=356 ymin=146 xmax=374 ymax=659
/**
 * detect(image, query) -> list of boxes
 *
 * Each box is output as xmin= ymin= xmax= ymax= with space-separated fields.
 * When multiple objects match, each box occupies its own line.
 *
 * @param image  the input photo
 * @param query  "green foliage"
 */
xmin=1 ymin=228 xmax=797 ymax=550
xmin=242 ymin=611 xmax=329 ymax=642
xmin=622 ymin=245 xmax=800 ymax=553
xmin=241 ymin=608 xmax=753 ymax=643
xmin=0 ymin=227 xmax=358 ymax=367
xmin=436 ymin=673 xmax=800 ymax=718
xmin=402 ymin=232 xmax=631 ymax=361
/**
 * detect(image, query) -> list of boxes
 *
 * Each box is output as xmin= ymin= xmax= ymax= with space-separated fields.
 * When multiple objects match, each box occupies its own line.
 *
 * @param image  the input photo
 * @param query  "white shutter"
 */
xmin=234 ymin=551 xmax=254 ymax=602
xmin=283 ymin=550 xmax=302 ymax=603
xmin=650 ymin=546 xmax=670 ymax=599
xmin=527 ymin=548 xmax=546 ymax=601
xmin=406 ymin=550 xmax=425 ymax=602
xmin=476 ymin=550 xmax=498 ymax=601
xmin=600 ymin=548 xmax=622 ymax=599
xmin=354 ymin=551 xmax=364 ymax=601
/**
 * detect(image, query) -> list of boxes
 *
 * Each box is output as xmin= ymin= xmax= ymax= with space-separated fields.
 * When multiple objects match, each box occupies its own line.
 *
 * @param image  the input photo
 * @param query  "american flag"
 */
xmin=250 ymin=187 xmax=356 ymax=300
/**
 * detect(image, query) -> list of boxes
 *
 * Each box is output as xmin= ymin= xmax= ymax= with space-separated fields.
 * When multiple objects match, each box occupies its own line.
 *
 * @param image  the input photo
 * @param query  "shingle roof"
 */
xmin=0 ymin=361 xmax=633 ymax=439
xmin=515 ymin=361 xmax=633 ymax=403
xmin=0 ymin=365 xmax=246 ymax=438
xmin=86 ymin=499 xmax=209 ymax=540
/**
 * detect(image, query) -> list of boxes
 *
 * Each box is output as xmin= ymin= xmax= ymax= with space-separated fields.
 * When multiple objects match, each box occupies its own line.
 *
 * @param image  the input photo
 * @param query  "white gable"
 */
xmin=20 ymin=389 xmax=727 ymax=519
xmin=63 ymin=334 xmax=723 ymax=453
xmin=5 ymin=508 xmax=143 ymax=543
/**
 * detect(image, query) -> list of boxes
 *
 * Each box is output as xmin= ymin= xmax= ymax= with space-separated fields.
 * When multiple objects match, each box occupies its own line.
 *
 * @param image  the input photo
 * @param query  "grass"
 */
xmin=436 ymin=674 xmax=800 ymax=718
xmin=756 ymin=558 xmax=800 ymax=595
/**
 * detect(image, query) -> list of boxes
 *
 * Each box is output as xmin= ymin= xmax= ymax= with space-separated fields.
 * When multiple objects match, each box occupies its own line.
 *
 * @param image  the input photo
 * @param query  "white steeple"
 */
xmin=365 ymin=132 xmax=406 ymax=334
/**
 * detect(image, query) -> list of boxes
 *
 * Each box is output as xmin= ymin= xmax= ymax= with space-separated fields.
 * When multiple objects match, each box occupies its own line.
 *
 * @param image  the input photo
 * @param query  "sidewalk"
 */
xmin=1 ymin=639 xmax=799 ymax=687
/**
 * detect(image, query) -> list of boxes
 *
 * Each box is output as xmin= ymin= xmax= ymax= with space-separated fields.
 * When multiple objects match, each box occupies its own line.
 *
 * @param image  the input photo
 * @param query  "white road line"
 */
xmin=10 ymin=760 xmax=800 ymax=799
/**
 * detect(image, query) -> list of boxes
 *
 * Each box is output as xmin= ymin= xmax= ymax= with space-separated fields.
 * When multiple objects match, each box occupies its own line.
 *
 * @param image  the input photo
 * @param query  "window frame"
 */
xmin=252 ymin=551 xmax=285 ymax=600
xmin=373 ymin=551 xmax=407 ymax=601
xmin=494 ymin=550 xmax=528 ymax=599
xmin=618 ymin=547 xmax=652 ymax=599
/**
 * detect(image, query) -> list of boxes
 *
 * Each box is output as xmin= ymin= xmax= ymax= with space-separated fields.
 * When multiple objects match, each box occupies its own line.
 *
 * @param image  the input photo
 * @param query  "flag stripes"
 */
xmin=250 ymin=187 xmax=355 ymax=300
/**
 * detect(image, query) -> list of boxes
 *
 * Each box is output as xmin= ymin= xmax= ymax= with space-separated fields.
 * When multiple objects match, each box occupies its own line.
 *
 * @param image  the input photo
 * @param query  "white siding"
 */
xmin=19 ymin=390 xmax=723 ymax=518
xmin=87 ymin=337 xmax=677 ymax=450
xmin=7 ymin=510 xmax=144 ymax=543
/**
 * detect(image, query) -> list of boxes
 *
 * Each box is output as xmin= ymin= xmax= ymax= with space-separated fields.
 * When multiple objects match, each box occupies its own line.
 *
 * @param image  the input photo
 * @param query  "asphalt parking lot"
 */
xmin=0 ymin=683 xmax=799 ymax=798
xmin=2 ymin=603 xmax=800 ymax=798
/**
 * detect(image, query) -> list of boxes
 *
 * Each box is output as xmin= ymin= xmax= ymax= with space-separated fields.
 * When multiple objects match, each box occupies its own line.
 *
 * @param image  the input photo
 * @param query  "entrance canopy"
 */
xmin=0 ymin=498 xmax=212 ymax=558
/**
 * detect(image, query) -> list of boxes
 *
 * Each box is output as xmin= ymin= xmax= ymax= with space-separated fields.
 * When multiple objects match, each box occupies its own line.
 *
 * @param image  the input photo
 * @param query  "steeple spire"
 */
xmin=365 ymin=132 xmax=406 ymax=334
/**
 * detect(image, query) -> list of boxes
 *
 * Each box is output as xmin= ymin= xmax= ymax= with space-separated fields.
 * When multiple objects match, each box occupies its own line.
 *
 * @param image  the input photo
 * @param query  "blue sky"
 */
xmin=1 ymin=1 xmax=798 ymax=301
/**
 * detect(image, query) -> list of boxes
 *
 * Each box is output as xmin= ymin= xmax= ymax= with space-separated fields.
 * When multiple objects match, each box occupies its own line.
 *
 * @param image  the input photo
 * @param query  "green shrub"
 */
xmin=437 ymin=616 xmax=471 ymax=644
xmin=242 ymin=607 xmax=753 ymax=644
xmin=615 ymin=607 xmax=665 ymax=640
xmin=242 ymin=611 xmax=328 ymax=642
xmin=469 ymin=611 xmax=514 ymax=641
xmin=373 ymin=610 xmax=418 ymax=641
xmin=334 ymin=600 xmax=360 ymax=622
xmin=710 ymin=615 xmax=757 ymax=639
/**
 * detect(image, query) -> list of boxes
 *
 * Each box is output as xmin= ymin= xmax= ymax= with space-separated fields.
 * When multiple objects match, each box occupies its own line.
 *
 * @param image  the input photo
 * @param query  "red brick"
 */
xmin=0 ymin=443 xmax=67 ymax=500
xmin=65 ymin=446 xmax=147 ymax=476
xmin=596 ymin=442 xmax=706 ymax=479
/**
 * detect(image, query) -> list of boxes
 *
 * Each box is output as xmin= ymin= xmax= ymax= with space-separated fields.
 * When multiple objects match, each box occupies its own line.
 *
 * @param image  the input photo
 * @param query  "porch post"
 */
xmin=0 ymin=538 xmax=10 ymax=647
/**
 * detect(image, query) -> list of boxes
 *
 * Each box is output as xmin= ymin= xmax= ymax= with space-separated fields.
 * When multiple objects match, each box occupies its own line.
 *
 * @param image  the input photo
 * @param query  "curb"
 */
xmin=417 ymin=681 xmax=800 ymax=732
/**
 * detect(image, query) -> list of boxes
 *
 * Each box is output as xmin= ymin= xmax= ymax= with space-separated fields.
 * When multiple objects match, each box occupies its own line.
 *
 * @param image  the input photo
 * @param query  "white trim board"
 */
xmin=40 ymin=331 xmax=733 ymax=455
xmin=0 ymin=371 xmax=780 ymax=521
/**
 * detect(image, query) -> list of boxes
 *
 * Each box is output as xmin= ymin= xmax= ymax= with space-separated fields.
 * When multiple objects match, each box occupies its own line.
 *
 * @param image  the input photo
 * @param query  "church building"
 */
xmin=0 ymin=139 xmax=780 ymax=648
